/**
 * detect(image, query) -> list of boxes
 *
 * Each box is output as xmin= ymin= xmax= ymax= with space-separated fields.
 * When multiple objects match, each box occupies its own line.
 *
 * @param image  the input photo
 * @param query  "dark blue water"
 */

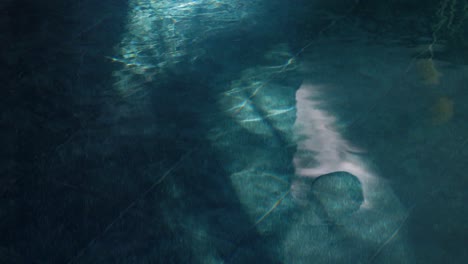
xmin=2 ymin=0 xmax=468 ymax=263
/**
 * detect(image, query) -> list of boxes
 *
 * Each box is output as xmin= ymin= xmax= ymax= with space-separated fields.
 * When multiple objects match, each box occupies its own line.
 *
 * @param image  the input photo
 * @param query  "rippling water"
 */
xmin=4 ymin=0 xmax=468 ymax=263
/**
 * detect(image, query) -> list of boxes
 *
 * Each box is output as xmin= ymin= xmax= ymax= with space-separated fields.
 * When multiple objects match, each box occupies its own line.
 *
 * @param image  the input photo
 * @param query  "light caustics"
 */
xmin=103 ymin=0 xmax=414 ymax=261
xmin=214 ymin=2 xmax=407 ymax=250
xmin=110 ymin=0 xmax=261 ymax=97
xmin=218 ymin=44 xmax=299 ymax=139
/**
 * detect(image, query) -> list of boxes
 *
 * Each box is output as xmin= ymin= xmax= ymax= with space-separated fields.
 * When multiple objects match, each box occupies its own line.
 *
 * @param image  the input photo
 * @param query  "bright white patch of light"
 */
xmin=293 ymin=82 xmax=378 ymax=210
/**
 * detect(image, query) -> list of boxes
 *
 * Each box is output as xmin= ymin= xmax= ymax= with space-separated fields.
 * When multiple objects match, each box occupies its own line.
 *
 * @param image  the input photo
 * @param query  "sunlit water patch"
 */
xmin=110 ymin=0 xmax=265 ymax=98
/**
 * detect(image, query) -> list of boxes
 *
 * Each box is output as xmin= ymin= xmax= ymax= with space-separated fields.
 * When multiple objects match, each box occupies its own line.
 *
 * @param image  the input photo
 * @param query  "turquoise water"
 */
xmin=3 ymin=0 xmax=468 ymax=263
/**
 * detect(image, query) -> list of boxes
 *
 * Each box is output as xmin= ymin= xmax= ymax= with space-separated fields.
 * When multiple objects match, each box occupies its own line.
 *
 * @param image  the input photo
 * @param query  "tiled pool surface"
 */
xmin=2 ymin=0 xmax=468 ymax=263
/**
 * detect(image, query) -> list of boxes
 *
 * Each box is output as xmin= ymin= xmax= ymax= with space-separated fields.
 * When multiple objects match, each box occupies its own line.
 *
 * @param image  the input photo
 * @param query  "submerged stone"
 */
xmin=311 ymin=171 xmax=364 ymax=219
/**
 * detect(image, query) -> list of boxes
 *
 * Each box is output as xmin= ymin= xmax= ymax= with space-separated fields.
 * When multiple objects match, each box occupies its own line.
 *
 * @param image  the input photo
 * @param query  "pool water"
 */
xmin=2 ymin=0 xmax=468 ymax=263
